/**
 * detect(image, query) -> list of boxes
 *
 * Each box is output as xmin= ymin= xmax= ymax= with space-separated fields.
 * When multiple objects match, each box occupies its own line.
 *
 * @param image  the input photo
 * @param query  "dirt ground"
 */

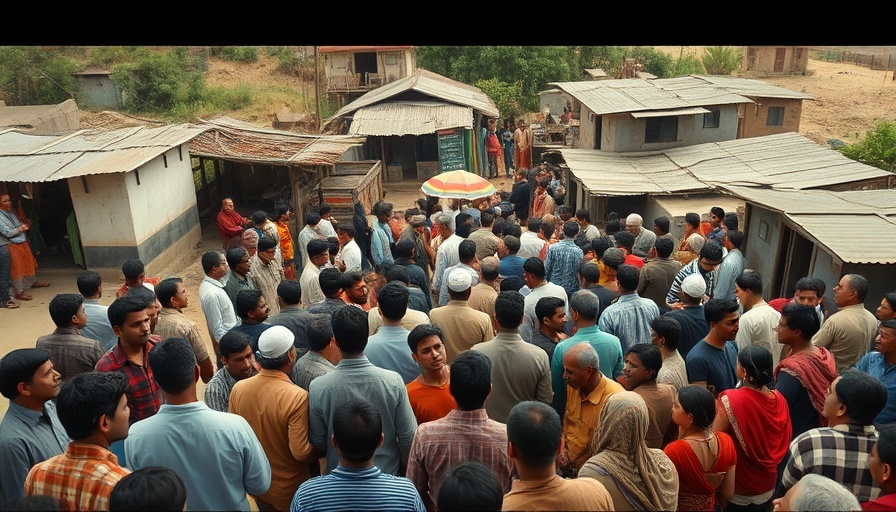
xmin=4 ymin=48 xmax=895 ymax=418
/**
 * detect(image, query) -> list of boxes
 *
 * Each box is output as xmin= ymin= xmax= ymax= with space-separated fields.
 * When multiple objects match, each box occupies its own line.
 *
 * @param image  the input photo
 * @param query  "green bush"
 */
xmin=219 ymin=46 xmax=258 ymax=62
xmin=0 ymin=46 xmax=79 ymax=105
xmin=475 ymin=78 xmax=524 ymax=120
xmin=111 ymin=47 xmax=206 ymax=114
xmin=838 ymin=120 xmax=896 ymax=172
xmin=203 ymin=83 xmax=254 ymax=111
xmin=702 ymin=46 xmax=741 ymax=75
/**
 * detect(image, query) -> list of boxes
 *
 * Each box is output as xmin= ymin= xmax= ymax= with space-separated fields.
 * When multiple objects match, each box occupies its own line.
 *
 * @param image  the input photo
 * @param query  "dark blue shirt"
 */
xmin=498 ymin=255 xmax=526 ymax=282
xmin=664 ymin=306 xmax=710 ymax=359
xmin=685 ymin=339 xmax=738 ymax=396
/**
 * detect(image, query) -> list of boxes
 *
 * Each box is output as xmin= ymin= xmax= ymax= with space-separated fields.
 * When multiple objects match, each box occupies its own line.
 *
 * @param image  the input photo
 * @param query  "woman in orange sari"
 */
xmin=664 ymin=385 xmax=737 ymax=512
xmin=714 ymin=345 xmax=791 ymax=511
xmin=0 ymin=195 xmax=49 ymax=301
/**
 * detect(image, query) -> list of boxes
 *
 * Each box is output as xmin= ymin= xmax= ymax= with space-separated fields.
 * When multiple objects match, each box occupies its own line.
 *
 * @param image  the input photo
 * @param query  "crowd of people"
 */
xmin=1 ymin=177 xmax=895 ymax=512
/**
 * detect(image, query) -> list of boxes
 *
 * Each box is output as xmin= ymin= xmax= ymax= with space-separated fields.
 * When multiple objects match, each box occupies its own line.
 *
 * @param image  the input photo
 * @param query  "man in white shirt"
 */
xmin=198 ymin=250 xmax=238 ymax=365
xmin=335 ymin=224 xmax=361 ymax=273
xmin=518 ymin=217 xmax=547 ymax=259
xmin=734 ymin=269 xmax=783 ymax=367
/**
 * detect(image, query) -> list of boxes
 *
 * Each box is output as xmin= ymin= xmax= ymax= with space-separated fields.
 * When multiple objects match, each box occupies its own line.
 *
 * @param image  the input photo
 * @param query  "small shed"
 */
xmin=73 ymin=68 xmax=123 ymax=110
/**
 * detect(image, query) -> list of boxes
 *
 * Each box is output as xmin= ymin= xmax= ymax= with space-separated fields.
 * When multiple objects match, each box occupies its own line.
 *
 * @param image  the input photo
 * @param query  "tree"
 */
xmin=838 ymin=120 xmax=896 ymax=173
xmin=0 ymin=46 xmax=79 ymax=105
xmin=702 ymin=46 xmax=741 ymax=75
xmin=111 ymin=47 xmax=206 ymax=114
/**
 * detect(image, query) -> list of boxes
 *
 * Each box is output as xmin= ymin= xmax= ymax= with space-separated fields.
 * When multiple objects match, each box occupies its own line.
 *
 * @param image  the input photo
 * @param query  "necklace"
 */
xmin=422 ymin=367 xmax=449 ymax=387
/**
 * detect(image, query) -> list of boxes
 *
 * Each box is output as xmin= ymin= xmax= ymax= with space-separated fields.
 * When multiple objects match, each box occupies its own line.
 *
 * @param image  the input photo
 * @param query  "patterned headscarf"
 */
xmin=582 ymin=391 xmax=679 ymax=511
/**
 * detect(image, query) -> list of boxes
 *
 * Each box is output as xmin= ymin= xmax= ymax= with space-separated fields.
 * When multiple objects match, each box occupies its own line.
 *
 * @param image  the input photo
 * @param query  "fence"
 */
xmin=811 ymin=49 xmax=896 ymax=71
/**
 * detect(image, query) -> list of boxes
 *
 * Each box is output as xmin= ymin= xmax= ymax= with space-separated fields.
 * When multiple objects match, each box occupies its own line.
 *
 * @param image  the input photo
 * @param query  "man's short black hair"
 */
xmin=450 ymin=350 xmax=492 ymax=410
xmin=780 ymin=303 xmax=821 ymax=339
xmin=201 ymin=250 xmax=224 ymax=275
xmin=333 ymin=400 xmax=382 ymax=464
xmin=653 ymin=216 xmax=670 ymax=235
xmin=685 ymin=212 xmax=700 ymax=229
xmin=574 ymin=209 xmax=591 ymax=222
xmin=377 ymin=281 xmax=409 ymax=322
xmin=395 ymin=239 xmax=415 ymax=259
xmin=277 ymin=280 xmax=301 ymax=305
xmin=331 ymin=305 xmax=369 ymax=354
xmin=0 ymin=348 xmax=51 ymax=400
xmin=307 ymin=313 xmax=335 ymax=351
xmin=535 ymin=296 xmax=566 ymax=325
xmin=710 ymin=206 xmax=725 ymax=219
xmin=384 ymin=265 xmax=411 ymax=285
xmin=578 ymin=261 xmax=600 ymax=284
xmin=651 ymin=316 xmax=681 ymax=351
xmin=121 ymin=259 xmax=145 ymax=280
xmin=307 ymin=238 xmax=329 ymax=258
xmin=436 ymin=460 xmax=504 ymax=512
xmin=502 ymin=235 xmax=521 ymax=254
xmin=148 ymin=338 xmax=197 ymax=395
xmin=726 ymin=229 xmax=744 ymax=249
xmin=562 ymin=220 xmax=579 ymax=239
xmin=236 ymin=289 xmax=264 ymax=319
xmin=107 ymin=295 xmax=150 ymax=328
xmin=458 ymin=239 xmax=477 ymax=263
xmin=226 ymin=246 xmax=249 ymax=269
xmin=337 ymin=223 xmax=355 ymax=238
xmin=591 ymin=236 xmax=612 ymax=259
xmin=704 ymin=298 xmax=739 ymax=324
xmin=613 ymin=230 xmax=634 ymax=252
xmin=723 ymin=212 xmax=739 ymax=231
xmin=522 ymin=257 xmax=545 ymax=279
xmin=48 ymin=293 xmax=84 ymax=328
xmin=527 ymin=216 xmax=542 ymax=234
xmin=57 ymin=371 xmax=129 ymax=440
xmin=499 ymin=276 xmax=525 ymax=293
xmin=219 ymin=330 xmax=252 ymax=359
xmin=616 ymin=264 xmax=640 ymax=292
xmin=836 ymin=369 xmax=888 ymax=425
xmin=494 ymin=291 xmax=525 ymax=329
xmin=654 ymin=237 xmax=674 ymax=258
xmin=109 ymin=466 xmax=187 ymax=512
xmin=506 ymin=401 xmax=562 ymax=468
xmin=304 ymin=211 xmax=321 ymax=226
xmin=794 ymin=276 xmax=823 ymax=297
xmin=155 ymin=277 xmax=182 ymax=309
xmin=318 ymin=268 xmax=346 ymax=298
xmin=76 ymin=270 xmax=102 ymax=297
xmin=700 ymin=241 xmax=724 ymax=262
xmin=407 ymin=324 xmax=443 ymax=355
xmin=735 ymin=270 xmax=763 ymax=295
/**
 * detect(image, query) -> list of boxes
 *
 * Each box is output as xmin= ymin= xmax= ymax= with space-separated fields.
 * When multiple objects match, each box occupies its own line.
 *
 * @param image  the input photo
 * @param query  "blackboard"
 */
xmin=438 ymin=128 xmax=466 ymax=172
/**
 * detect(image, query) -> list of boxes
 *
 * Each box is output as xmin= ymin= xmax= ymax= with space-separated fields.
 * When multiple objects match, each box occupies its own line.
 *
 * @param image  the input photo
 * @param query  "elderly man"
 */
xmin=558 ymin=342 xmax=624 ymax=476
xmin=626 ymin=213 xmax=657 ymax=258
xmin=217 ymin=197 xmax=251 ymax=251
xmin=472 ymin=291 xmax=552 ymax=423
xmin=812 ymin=273 xmax=879 ymax=373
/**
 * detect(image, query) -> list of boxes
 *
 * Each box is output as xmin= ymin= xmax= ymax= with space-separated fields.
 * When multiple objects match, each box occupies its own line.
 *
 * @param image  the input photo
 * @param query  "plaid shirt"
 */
xmin=24 ymin=443 xmax=130 ymax=511
xmin=95 ymin=341 xmax=160 ymax=424
xmin=781 ymin=423 xmax=881 ymax=502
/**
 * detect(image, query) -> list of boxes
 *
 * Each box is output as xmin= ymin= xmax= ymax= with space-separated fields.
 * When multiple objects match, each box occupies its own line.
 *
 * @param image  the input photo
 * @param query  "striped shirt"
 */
xmin=781 ymin=423 xmax=881 ymax=502
xmin=291 ymin=465 xmax=424 ymax=512
xmin=24 ymin=443 xmax=130 ymax=511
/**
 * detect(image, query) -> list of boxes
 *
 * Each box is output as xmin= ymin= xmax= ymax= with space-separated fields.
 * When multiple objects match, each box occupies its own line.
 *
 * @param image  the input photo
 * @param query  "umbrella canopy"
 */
xmin=420 ymin=170 xmax=496 ymax=200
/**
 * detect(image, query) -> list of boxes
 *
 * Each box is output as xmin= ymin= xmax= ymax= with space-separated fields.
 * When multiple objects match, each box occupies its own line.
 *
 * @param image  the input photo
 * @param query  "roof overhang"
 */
xmin=630 ymin=107 xmax=711 ymax=118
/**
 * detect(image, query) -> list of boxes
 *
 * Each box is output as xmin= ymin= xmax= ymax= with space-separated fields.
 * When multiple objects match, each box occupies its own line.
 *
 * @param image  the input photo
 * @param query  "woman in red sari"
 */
xmin=714 ymin=345 xmax=791 ymax=512
xmin=664 ymin=385 xmax=737 ymax=512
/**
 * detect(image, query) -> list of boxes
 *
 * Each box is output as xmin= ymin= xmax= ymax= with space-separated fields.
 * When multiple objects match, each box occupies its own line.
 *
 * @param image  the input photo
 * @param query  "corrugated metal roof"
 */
xmin=0 ymin=123 xmax=208 ymax=182
xmin=318 ymin=46 xmax=413 ymax=54
xmin=327 ymin=69 xmax=499 ymax=124
xmin=630 ymin=107 xmax=711 ymax=118
xmin=562 ymin=132 xmax=892 ymax=197
xmin=548 ymin=78 xmax=753 ymax=116
xmin=719 ymin=185 xmax=896 ymax=215
xmin=191 ymin=116 xmax=366 ymax=167
xmin=786 ymin=213 xmax=896 ymax=264
xmin=685 ymin=75 xmax=815 ymax=100
xmin=346 ymin=102 xmax=473 ymax=136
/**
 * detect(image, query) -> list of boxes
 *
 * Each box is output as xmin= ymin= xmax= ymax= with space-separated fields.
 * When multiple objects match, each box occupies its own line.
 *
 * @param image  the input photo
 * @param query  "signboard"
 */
xmin=437 ymin=128 xmax=466 ymax=172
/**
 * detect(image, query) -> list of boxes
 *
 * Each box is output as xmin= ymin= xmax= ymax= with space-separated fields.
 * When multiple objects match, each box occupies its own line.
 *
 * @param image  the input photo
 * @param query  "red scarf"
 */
xmin=775 ymin=347 xmax=838 ymax=426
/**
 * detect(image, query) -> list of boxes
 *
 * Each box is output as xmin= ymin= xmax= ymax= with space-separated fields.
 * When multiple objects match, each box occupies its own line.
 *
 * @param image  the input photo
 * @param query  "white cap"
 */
xmin=680 ymin=273 xmax=707 ymax=298
xmin=257 ymin=325 xmax=295 ymax=358
xmin=447 ymin=268 xmax=473 ymax=292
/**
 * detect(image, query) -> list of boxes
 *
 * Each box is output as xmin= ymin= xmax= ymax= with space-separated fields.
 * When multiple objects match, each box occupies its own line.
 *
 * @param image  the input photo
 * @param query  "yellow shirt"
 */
xmin=563 ymin=376 xmax=625 ymax=468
